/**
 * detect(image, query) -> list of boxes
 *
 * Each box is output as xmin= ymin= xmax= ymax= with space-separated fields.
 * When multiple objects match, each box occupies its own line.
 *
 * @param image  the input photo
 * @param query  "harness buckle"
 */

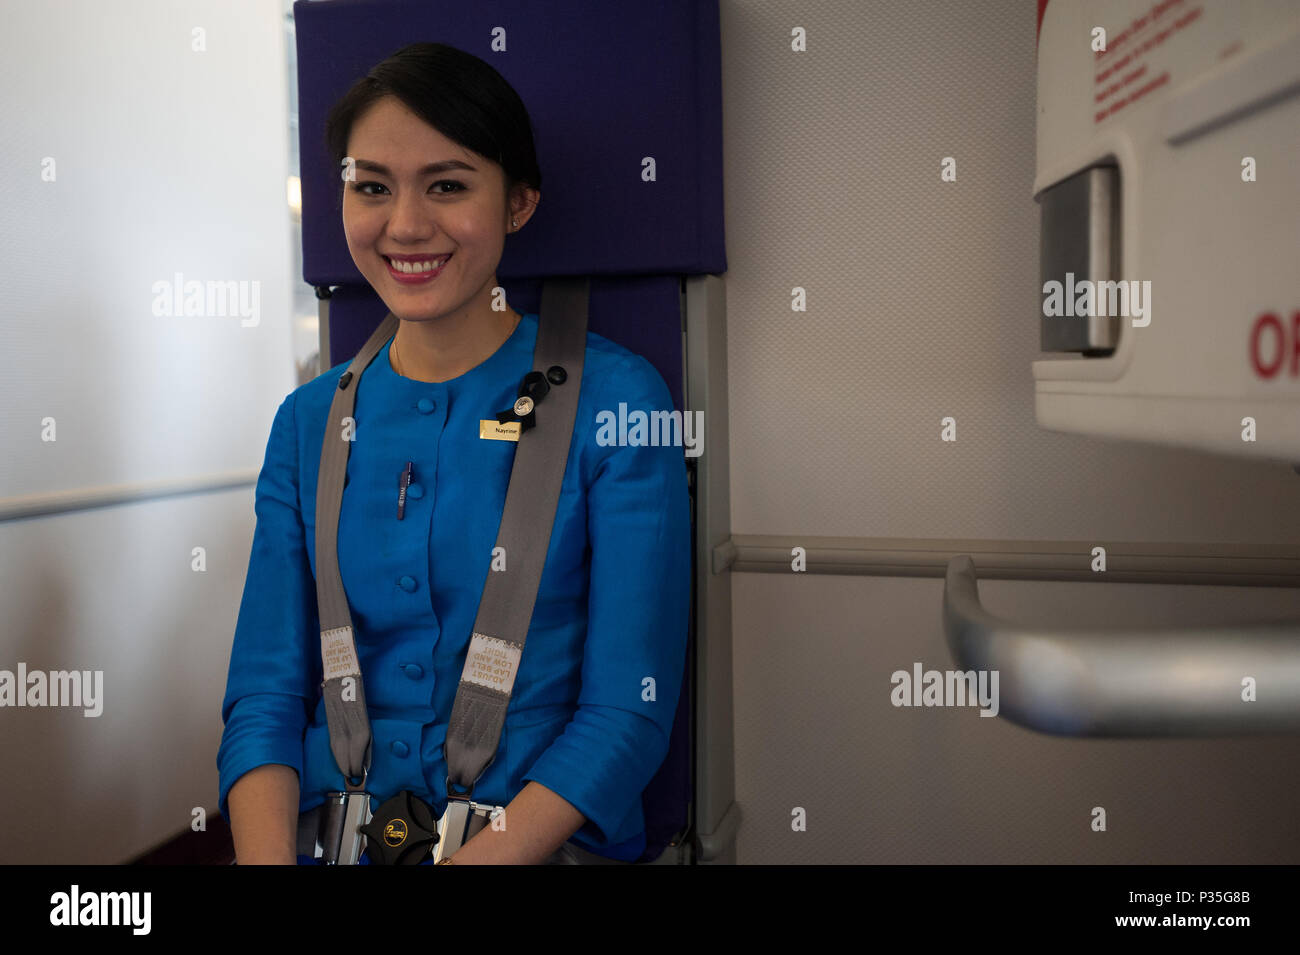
xmin=434 ymin=777 xmax=504 ymax=861
xmin=317 ymin=787 xmax=372 ymax=865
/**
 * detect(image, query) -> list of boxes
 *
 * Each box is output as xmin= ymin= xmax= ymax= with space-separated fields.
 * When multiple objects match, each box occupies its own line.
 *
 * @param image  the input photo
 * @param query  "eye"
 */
xmin=350 ymin=180 xmax=465 ymax=196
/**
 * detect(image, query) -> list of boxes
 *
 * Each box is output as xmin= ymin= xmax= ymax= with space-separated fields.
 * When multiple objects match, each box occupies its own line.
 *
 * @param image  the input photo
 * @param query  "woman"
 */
xmin=217 ymin=43 xmax=691 ymax=865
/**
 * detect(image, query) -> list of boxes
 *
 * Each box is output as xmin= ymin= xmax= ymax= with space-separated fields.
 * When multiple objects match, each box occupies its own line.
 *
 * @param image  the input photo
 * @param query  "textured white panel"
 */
xmin=723 ymin=0 xmax=1300 ymax=543
xmin=0 ymin=0 xmax=299 ymax=499
xmin=0 ymin=486 xmax=255 ymax=863
xmin=0 ymin=0 xmax=295 ymax=863
xmin=721 ymin=0 xmax=1300 ymax=864
xmin=735 ymin=572 xmax=1300 ymax=864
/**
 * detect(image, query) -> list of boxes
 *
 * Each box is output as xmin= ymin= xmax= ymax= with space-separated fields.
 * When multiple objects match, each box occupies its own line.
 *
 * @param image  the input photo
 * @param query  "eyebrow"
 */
xmin=352 ymin=159 xmax=478 ymax=176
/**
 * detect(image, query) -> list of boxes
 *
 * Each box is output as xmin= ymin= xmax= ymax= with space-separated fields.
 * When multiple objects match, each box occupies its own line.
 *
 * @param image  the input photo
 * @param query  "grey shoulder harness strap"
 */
xmin=314 ymin=278 xmax=590 ymax=800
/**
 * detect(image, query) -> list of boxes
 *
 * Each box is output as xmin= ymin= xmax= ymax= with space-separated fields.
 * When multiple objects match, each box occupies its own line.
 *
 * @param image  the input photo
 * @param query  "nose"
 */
xmin=385 ymin=190 xmax=435 ymax=242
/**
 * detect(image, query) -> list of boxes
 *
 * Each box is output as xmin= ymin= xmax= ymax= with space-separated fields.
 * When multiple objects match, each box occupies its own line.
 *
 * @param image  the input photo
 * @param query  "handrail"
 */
xmin=718 ymin=535 xmax=1300 ymax=587
xmin=0 ymin=470 xmax=259 ymax=522
xmin=942 ymin=555 xmax=1300 ymax=735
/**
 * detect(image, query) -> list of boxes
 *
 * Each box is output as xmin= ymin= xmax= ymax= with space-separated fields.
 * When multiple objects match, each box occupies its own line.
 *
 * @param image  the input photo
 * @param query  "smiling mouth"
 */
xmin=382 ymin=253 xmax=453 ymax=275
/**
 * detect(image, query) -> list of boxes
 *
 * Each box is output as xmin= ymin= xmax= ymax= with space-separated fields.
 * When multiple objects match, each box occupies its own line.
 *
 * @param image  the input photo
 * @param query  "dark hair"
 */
xmin=324 ymin=42 xmax=541 ymax=212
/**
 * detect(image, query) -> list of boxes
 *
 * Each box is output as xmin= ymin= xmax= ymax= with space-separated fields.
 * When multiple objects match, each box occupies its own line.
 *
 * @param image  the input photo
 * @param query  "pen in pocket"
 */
xmin=397 ymin=461 xmax=413 ymax=519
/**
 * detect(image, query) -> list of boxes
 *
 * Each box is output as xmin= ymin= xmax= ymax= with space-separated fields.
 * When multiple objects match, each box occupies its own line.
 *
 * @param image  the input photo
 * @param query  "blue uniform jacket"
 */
xmin=217 ymin=311 xmax=691 ymax=860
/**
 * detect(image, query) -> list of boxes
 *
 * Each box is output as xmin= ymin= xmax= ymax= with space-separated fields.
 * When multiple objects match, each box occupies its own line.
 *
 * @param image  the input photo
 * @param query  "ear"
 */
xmin=509 ymin=184 xmax=541 ymax=228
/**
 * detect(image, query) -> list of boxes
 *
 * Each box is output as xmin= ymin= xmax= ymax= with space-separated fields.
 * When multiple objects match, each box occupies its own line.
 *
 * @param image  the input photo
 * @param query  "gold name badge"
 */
xmin=480 ymin=419 xmax=521 ymax=442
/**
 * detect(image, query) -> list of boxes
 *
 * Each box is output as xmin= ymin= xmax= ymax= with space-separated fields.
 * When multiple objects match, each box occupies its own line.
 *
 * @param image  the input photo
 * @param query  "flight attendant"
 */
xmin=217 ymin=43 xmax=691 ymax=865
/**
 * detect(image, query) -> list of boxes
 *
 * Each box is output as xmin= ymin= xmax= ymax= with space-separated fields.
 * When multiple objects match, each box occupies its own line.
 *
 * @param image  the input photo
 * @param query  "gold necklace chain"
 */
xmin=392 ymin=312 xmax=521 ymax=379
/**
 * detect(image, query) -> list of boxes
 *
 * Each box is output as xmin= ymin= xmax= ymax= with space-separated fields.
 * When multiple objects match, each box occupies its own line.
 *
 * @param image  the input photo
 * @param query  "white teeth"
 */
xmin=388 ymin=255 xmax=450 ymax=273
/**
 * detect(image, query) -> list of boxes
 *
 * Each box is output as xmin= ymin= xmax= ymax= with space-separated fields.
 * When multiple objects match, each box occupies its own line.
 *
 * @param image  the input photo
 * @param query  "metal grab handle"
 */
xmin=942 ymin=556 xmax=1300 ymax=736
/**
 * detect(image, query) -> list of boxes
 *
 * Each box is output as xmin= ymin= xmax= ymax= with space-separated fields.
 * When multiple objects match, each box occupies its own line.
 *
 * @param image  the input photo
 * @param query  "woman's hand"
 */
xmin=448 ymin=781 xmax=585 ymax=864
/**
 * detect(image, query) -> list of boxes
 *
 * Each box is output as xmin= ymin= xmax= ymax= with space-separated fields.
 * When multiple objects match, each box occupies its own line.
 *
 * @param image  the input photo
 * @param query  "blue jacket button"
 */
xmin=398 ymin=575 xmax=418 ymax=592
xmin=406 ymin=483 xmax=424 ymax=500
xmin=390 ymin=740 xmax=410 ymax=758
xmin=401 ymin=663 xmax=424 ymax=679
xmin=416 ymin=398 xmax=437 ymax=414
